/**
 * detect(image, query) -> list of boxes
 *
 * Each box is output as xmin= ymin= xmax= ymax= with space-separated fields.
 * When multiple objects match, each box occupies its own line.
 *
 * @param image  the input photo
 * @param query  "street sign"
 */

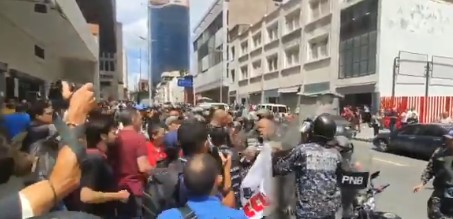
xmin=177 ymin=78 xmax=193 ymax=88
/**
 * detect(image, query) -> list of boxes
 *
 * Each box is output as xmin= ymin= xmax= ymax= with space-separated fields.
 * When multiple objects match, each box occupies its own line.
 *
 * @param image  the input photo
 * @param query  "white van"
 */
xmin=198 ymin=102 xmax=230 ymax=111
xmin=257 ymin=104 xmax=289 ymax=117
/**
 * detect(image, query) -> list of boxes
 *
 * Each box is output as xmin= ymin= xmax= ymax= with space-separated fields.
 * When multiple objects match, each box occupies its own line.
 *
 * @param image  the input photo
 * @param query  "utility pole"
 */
xmin=221 ymin=0 xmax=228 ymax=103
xmin=147 ymin=3 xmax=153 ymax=103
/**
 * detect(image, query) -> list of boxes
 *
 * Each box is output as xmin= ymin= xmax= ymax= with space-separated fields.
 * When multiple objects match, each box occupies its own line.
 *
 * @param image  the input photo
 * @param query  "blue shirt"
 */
xmin=157 ymin=196 xmax=246 ymax=219
xmin=2 ymin=113 xmax=30 ymax=139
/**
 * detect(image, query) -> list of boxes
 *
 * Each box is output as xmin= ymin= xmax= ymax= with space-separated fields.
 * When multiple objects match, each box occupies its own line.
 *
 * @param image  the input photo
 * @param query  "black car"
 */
xmin=373 ymin=123 xmax=453 ymax=159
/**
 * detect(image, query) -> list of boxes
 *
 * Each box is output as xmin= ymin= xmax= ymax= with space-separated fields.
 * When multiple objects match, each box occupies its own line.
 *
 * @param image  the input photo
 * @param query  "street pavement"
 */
xmin=353 ymin=140 xmax=430 ymax=219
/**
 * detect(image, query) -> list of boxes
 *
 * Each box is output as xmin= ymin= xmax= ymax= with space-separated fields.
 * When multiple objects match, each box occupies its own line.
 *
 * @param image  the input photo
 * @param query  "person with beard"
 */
xmin=65 ymin=113 xmax=130 ymax=218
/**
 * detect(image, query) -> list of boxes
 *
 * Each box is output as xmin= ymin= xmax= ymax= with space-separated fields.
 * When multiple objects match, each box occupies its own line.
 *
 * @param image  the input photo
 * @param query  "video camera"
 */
xmin=48 ymin=80 xmax=81 ymax=113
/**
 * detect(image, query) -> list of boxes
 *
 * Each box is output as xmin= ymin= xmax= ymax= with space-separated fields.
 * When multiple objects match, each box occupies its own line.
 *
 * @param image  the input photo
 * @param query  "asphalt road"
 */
xmin=353 ymin=140 xmax=431 ymax=219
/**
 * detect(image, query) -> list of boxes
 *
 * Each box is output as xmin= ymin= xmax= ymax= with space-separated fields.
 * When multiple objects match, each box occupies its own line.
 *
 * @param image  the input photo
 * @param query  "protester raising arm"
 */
xmin=220 ymin=153 xmax=236 ymax=208
xmin=0 ymin=82 xmax=96 ymax=218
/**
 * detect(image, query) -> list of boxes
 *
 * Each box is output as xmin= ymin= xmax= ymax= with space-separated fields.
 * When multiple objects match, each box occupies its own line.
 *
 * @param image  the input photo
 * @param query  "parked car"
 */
xmin=373 ymin=123 xmax=453 ymax=159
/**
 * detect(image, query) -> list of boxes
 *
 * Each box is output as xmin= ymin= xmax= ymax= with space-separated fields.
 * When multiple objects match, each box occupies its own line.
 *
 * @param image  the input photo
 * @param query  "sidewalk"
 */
xmin=352 ymin=125 xmax=376 ymax=142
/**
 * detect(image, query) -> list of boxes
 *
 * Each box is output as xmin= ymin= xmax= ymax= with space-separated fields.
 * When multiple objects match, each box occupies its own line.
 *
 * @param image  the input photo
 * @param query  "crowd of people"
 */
xmin=0 ymin=81 xmax=309 ymax=219
xmin=3 ymin=82 xmax=453 ymax=219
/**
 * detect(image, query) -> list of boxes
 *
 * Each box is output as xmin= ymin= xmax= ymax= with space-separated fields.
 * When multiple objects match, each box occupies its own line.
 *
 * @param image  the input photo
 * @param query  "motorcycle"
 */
xmin=352 ymin=171 xmax=402 ymax=219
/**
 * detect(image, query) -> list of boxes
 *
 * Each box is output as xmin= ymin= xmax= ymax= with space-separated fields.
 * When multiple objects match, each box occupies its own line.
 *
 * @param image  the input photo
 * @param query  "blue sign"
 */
xmin=177 ymin=78 xmax=193 ymax=88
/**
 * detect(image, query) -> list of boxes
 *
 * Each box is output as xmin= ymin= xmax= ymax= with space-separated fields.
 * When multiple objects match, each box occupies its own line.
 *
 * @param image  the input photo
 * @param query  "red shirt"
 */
xmin=147 ymin=142 xmax=167 ymax=167
xmin=112 ymin=129 xmax=148 ymax=196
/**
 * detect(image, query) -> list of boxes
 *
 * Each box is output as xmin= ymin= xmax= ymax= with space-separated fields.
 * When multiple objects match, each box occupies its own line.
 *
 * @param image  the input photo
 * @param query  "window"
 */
xmin=240 ymin=66 xmax=249 ymax=80
xmin=339 ymin=31 xmax=377 ymax=78
xmin=310 ymin=1 xmax=320 ymax=20
xmin=285 ymin=11 xmax=300 ymax=33
xmin=214 ymin=47 xmax=222 ymax=65
xmin=319 ymin=38 xmax=328 ymax=57
xmin=100 ymin=74 xmax=114 ymax=79
xmin=241 ymin=41 xmax=248 ymax=55
xmin=109 ymin=61 xmax=115 ymax=72
xmin=34 ymin=45 xmax=45 ymax=59
xmin=284 ymin=48 xmax=300 ymax=67
xmin=309 ymin=42 xmax=318 ymax=60
xmin=267 ymin=24 xmax=278 ymax=42
xmin=419 ymin=125 xmax=446 ymax=137
xmin=310 ymin=0 xmax=330 ymax=21
xmin=253 ymin=34 xmax=262 ymax=48
xmin=266 ymin=55 xmax=278 ymax=72
xmin=397 ymin=125 xmax=420 ymax=135
xmin=308 ymin=38 xmax=329 ymax=61
xmin=231 ymin=69 xmax=236 ymax=82
xmin=340 ymin=0 xmax=378 ymax=39
xmin=230 ymin=46 xmax=235 ymax=59
xmin=277 ymin=106 xmax=287 ymax=113
xmin=252 ymin=60 xmax=262 ymax=76
xmin=100 ymin=81 xmax=111 ymax=87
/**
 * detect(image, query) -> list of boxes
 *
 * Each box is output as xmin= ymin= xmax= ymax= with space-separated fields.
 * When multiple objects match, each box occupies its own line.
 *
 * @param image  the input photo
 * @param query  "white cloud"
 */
xmin=116 ymin=0 xmax=147 ymax=24
xmin=123 ymin=18 xmax=148 ymax=49
xmin=116 ymin=0 xmax=148 ymax=49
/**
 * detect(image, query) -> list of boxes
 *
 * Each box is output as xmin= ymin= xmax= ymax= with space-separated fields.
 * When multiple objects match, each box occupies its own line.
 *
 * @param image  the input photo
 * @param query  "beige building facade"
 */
xmin=229 ymin=0 xmax=340 ymax=112
xmin=191 ymin=0 xmax=280 ymax=103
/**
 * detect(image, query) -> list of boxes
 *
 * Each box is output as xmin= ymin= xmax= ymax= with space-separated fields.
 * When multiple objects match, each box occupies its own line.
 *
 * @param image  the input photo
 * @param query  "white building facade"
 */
xmin=229 ymin=0 xmax=453 ymax=121
xmin=0 ymin=0 xmax=98 ymax=103
xmin=191 ymin=0 xmax=279 ymax=103
xmin=155 ymin=71 xmax=185 ymax=104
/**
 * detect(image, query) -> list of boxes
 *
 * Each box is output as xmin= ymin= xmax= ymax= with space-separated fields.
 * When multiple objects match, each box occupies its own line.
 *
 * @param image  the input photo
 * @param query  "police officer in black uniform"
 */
xmin=414 ymin=130 xmax=453 ymax=219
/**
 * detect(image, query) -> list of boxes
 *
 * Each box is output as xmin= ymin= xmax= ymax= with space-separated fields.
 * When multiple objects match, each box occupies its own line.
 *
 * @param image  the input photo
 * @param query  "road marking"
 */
xmin=373 ymin=158 xmax=408 ymax=167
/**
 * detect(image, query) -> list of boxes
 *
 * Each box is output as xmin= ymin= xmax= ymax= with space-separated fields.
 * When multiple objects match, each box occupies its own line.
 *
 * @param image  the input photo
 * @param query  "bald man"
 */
xmin=209 ymin=109 xmax=229 ymax=128
xmin=255 ymin=118 xmax=296 ymax=219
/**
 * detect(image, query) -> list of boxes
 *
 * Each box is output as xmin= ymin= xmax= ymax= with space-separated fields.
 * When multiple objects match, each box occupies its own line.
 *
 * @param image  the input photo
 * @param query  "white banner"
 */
xmin=240 ymin=143 xmax=274 ymax=219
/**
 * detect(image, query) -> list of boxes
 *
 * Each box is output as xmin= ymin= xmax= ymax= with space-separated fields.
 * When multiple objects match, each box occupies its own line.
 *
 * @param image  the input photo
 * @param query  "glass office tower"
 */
xmin=149 ymin=0 xmax=190 ymax=86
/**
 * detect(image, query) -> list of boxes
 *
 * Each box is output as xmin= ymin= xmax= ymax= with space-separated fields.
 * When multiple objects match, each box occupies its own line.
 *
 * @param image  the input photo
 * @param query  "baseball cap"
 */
xmin=164 ymin=131 xmax=179 ymax=149
xmin=134 ymin=104 xmax=148 ymax=111
xmin=444 ymin=130 xmax=453 ymax=139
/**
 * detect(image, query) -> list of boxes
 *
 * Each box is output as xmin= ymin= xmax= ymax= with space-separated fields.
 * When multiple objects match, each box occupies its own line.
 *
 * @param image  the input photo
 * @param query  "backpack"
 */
xmin=143 ymin=158 xmax=186 ymax=219
xmin=24 ymin=133 xmax=60 ymax=185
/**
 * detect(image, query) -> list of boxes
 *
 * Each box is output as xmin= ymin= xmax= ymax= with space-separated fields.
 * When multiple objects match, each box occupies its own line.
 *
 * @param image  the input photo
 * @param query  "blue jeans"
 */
xmin=50 ymin=201 xmax=67 ymax=212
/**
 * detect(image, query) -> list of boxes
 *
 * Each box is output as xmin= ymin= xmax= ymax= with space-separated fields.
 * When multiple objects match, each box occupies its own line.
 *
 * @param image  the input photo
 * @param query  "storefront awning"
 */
xmin=298 ymin=90 xmax=344 ymax=98
xmin=278 ymin=85 xmax=300 ymax=94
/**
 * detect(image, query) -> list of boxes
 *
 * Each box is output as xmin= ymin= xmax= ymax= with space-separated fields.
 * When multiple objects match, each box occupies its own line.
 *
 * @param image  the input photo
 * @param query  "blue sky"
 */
xmin=116 ymin=0 xmax=216 ymax=89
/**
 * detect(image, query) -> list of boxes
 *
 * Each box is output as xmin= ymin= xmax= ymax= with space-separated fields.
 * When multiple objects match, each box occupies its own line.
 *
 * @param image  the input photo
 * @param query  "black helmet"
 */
xmin=312 ymin=113 xmax=337 ymax=140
